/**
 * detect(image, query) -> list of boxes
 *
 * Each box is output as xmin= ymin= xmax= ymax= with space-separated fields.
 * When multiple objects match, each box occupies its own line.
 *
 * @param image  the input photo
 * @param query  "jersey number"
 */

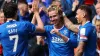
xmin=9 ymin=35 xmax=19 ymax=52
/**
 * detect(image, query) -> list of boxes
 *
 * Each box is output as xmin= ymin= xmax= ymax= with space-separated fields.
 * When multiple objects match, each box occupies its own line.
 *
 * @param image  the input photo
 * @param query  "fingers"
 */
xmin=39 ymin=7 xmax=44 ymax=13
xmin=50 ymin=29 xmax=55 ymax=34
xmin=32 ymin=1 xmax=39 ymax=12
xmin=73 ymin=0 xmax=79 ymax=6
xmin=50 ymin=29 xmax=59 ymax=34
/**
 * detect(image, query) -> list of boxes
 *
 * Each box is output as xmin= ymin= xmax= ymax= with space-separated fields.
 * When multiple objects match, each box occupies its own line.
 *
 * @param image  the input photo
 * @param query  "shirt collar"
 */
xmin=6 ymin=20 xmax=16 ymax=22
xmin=83 ymin=21 xmax=90 ymax=26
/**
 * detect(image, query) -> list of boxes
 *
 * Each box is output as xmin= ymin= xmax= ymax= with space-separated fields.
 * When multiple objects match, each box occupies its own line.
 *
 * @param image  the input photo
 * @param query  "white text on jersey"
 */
xmin=52 ymin=37 xmax=65 ymax=43
xmin=8 ymin=29 xmax=17 ymax=34
xmin=6 ymin=24 xmax=17 ymax=28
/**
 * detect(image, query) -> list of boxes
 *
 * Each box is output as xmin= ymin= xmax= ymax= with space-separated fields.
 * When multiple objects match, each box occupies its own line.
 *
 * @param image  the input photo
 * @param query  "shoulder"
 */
xmin=81 ymin=22 xmax=95 ymax=30
xmin=80 ymin=23 xmax=95 ymax=35
xmin=44 ymin=25 xmax=53 ymax=31
xmin=45 ymin=25 xmax=53 ymax=28
xmin=16 ymin=21 xmax=35 ymax=31
xmin=0 ymin=23 xmax=7 ymax=29
xmin=18 ymin=21 xmax=35 ymax=26
xmin=84 ymin=22 xmax=94 ymax=28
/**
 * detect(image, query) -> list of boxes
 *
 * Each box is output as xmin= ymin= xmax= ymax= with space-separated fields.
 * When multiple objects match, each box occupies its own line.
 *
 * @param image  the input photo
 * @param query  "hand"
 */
xmin=50 ymin=29 xmax=61 ymax=36
xmin=32 ymin=1 xmax=39 ymax=13
xmin=37 ymin=36 xmax=45 ymax=45
xmin=73 ymin=0 xmax=79 ymax=7
xmin=39 ymin=7 xmax=44 ymax=13
xmin=72 ymin=0 xmax=79 ymax=11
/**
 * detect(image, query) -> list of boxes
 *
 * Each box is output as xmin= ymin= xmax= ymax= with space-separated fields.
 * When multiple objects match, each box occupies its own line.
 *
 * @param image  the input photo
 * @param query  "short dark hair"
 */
xmin=3 ymin=2 xmax=18 ymax=18
xmin=78 ymin=5 xmax=92 ymax=19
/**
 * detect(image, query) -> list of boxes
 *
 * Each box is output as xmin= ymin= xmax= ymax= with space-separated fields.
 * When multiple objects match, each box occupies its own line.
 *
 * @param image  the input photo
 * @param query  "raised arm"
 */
xmin=31 ymin=1 xmax=45 ymax=33
xmin=72 ymin=0 xmax=79 ymax=11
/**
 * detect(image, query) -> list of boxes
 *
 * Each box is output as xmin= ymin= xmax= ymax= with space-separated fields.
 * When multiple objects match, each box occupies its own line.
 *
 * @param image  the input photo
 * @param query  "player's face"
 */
xmin=95 ymin=21 xmax=100 ymax=33
xmin=0 ymin=12 xmax=5 ymax=24
xmin=18 ymin=4 xmax=28 ymax=13
xmin=23 ymin=4 xmax=28 ymax=12
xmin=48 ymin=10 xmax=60 ymax=25
xmin=76 ymin=9 xmax=83 ymax=24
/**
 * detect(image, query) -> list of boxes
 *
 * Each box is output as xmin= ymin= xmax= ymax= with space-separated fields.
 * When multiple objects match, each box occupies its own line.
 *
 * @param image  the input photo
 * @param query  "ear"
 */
xmin=18 ymin=5 xmax=22 ymax=10
xmin=82 ymin=12 xmax=86 ymax=18
xmin=58 ymin=13 xmax=63 ymax=18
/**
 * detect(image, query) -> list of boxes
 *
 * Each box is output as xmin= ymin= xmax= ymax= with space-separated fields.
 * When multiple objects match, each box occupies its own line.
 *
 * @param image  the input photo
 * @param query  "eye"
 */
xmin=53 ymin=15 xmax=57 ymax=17
xmin=49 ymin=16 xmax=52 ymax=18
xmin=49 ymin=15 xmax=57 ymax=18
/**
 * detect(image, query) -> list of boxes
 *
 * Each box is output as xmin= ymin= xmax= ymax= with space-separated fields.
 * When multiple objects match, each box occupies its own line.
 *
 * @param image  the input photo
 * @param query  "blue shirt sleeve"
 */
xmin=26 ymin=22 xmax=36 ymax=34
xmin=68 ymin=32 xmax=78 ymax=48
xmin=44 ymin=25 xmax=53 ymax=32
xmin=79 ymin=27 xmax=92 ymax=42
xmin=33 ymin=25 xmax=50 ymax=36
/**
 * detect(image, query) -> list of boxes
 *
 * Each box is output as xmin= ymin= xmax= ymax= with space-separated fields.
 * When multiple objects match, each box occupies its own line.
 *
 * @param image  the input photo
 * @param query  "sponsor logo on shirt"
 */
xmin=6 ymin=24 xmax=17 ymax=28
xmin=51 ymin=37 xmax=65 ymax=43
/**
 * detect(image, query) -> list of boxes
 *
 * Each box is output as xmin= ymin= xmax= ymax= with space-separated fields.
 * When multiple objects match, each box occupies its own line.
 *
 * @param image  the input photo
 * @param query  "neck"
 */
xmin=54 ymin=21 xmax=64 ymax=29
xmin=82 ymin=18 xmax=90 ymax=26
xmin=7 ymin=18 xmax=14 ymax=21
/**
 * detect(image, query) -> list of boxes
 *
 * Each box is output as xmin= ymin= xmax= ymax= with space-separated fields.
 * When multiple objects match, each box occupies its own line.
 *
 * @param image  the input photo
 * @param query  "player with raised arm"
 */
xmin=33 ymin=4 xmax=78 ymax=56
xmin=0 ymin=2 xmax=44 ymax=56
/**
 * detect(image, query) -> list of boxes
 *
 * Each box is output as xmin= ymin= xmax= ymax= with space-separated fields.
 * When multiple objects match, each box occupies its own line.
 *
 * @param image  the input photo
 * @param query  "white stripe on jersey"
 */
xmin=80 ymin=28 xmax=86 ymax=35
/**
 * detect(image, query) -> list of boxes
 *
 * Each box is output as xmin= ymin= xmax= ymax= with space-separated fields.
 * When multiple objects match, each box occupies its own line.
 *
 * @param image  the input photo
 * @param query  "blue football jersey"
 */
xmin=44 ymin=25 xmax=77 ymax=56
xmin=78 ymin=21 xmax=97 ymax=56
xmin=0 ymin=20 xmax=36 ymax=56
xmin=18 ymin=12 xmax=31 ymax=22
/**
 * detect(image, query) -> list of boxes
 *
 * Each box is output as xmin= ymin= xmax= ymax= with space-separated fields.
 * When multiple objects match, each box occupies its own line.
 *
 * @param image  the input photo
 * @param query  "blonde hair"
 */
xmin=95 ymin=20 xmax=100 ymax=26
xmin=47 ymin=4 xmax=62 ymax=16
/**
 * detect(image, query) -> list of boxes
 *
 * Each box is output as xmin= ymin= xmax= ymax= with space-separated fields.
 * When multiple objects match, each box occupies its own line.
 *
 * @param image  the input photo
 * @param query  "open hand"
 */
xmin=32 ymin=1 xmax=39 ymax=13
xmin=73 ymin=0 xmax=79 ymax=7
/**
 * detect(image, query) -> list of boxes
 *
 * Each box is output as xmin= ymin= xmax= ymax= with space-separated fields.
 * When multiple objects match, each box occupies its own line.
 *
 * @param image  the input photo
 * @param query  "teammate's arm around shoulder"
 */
xmin=31 ymin=1 xmax=45 ymax=33
xmin=64 ymin=16 xmax=79 ymax=33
